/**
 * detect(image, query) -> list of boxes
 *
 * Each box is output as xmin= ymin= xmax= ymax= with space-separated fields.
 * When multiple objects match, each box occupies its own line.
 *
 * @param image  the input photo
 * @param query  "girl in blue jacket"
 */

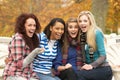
xmin=55 ymin=17 xmax=84 ymax=80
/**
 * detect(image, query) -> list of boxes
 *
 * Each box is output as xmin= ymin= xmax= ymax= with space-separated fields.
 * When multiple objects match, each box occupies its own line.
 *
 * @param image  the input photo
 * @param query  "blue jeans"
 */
xmin=58 ymin=68 xmax=77 ymax=80
xmin=77 ymin=66 xmax=113 ymax=80
xmin=36 ymin=72 xmax=61 ymax=80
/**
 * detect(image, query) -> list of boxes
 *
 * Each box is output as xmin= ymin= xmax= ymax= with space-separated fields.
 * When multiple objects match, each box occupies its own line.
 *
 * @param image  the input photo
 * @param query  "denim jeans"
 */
xmin=77 ymin=66 xmax=113 ymax=80
xmin=36 ymin=72 xmax=61 ymax=80
xmin=58 ymin=68 xmax=77 ymax=80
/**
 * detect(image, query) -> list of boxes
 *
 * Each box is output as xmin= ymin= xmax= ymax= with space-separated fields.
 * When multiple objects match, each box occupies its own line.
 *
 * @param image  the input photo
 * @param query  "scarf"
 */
xmin=80 ymin=32 xmax=87 ymax=63
xmin=62 ymin=36 xmax=84 ymax=70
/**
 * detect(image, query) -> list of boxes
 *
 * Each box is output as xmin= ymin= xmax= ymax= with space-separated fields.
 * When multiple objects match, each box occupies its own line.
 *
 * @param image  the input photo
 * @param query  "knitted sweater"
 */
xmin=33 ymin=32 xmax=59 ymax=74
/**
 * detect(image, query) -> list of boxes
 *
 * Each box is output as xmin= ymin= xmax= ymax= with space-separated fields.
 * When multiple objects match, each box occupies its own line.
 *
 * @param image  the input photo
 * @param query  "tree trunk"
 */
xmin=91 ymin=0 xmax=109 ymax=33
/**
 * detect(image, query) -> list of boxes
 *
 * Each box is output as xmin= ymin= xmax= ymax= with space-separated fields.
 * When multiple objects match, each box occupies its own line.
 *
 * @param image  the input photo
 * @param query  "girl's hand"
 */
xmin=33 ymin=48 xmax=45 ymax=54
xmin=5 ymin=57 xmax=9 ymax=64
xmin=81 ymin=64 xmax=93 ymax=70
xmin=38 ymin=48 xmax=45 ymax=54
xmin=65 ymin=63 xmax=72 ymax=69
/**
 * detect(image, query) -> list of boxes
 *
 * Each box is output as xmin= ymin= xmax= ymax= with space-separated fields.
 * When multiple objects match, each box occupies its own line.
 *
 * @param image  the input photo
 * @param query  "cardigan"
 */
xmin=85 ymin=30 xmax=106 ymax=64
xmin=33 ymin=32 xmax=61 ymax=74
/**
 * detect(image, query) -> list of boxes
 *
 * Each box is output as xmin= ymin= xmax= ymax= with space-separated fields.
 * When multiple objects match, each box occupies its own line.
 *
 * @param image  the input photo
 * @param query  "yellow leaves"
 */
xmin=0 ymin=0 xmax=119 ymax=36
xmin=1 ymin=0 xmax=91 ymax=36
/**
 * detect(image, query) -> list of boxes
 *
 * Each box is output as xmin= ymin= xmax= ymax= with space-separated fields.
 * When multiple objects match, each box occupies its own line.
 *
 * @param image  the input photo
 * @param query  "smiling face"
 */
xmin=50 ymin=22 xmax=64 ymax=40
xmin=78 ymin=15 xmax=91 ymax=32
xmin=68 ymin=22 xmax=79 ymax=38
xmin=25 ymin=18 xmax=36 ymax=37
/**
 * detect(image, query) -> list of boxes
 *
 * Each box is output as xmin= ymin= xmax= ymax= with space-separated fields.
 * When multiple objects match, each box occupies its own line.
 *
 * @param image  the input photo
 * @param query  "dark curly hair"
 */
xmin=15 ymin=13 xmax=41 ymax=51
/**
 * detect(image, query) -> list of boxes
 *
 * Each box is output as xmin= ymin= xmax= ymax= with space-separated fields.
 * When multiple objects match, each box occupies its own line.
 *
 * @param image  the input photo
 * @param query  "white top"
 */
xmin=48 ymin=40 xmax=56 ymax=53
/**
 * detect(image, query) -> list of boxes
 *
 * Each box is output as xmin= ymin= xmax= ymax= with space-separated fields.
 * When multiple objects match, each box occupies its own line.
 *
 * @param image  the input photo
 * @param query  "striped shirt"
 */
xmin=33 ymin=32 xmax=58 ymax=74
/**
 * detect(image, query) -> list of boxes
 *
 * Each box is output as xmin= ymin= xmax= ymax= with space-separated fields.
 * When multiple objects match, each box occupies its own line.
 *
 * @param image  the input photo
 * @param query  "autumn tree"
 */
xmin=113 ymin=0 xmax=120 ymax=34
xmin=91 ymin=0 xmax=109 ymax=33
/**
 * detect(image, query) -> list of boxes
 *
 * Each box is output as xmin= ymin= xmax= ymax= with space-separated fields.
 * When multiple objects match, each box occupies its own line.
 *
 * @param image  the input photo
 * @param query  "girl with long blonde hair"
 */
xmin=77 ymin=11 xmax=113 ymax=80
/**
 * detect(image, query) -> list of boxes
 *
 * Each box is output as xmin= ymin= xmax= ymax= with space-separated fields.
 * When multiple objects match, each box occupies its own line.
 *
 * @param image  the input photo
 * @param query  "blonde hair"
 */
xmin=77 ymin=11 xmax=103 ymax=51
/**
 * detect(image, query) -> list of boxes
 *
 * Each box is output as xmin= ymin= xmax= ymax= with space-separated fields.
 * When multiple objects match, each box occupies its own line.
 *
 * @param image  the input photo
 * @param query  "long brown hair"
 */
xmin=15 ymin=13 xmax=41 ymax=51
xmin=62 ymin=17 xmax=80 ymax=54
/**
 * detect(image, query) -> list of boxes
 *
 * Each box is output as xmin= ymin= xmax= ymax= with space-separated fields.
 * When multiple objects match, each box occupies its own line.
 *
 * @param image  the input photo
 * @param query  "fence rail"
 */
xmin=0 ymin=37 xmax=11 ymax=44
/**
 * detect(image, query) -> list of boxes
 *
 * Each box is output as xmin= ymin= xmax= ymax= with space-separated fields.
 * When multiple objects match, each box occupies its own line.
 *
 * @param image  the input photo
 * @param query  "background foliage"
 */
xmin=0 ymin=0 xmax=120 ymax=36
